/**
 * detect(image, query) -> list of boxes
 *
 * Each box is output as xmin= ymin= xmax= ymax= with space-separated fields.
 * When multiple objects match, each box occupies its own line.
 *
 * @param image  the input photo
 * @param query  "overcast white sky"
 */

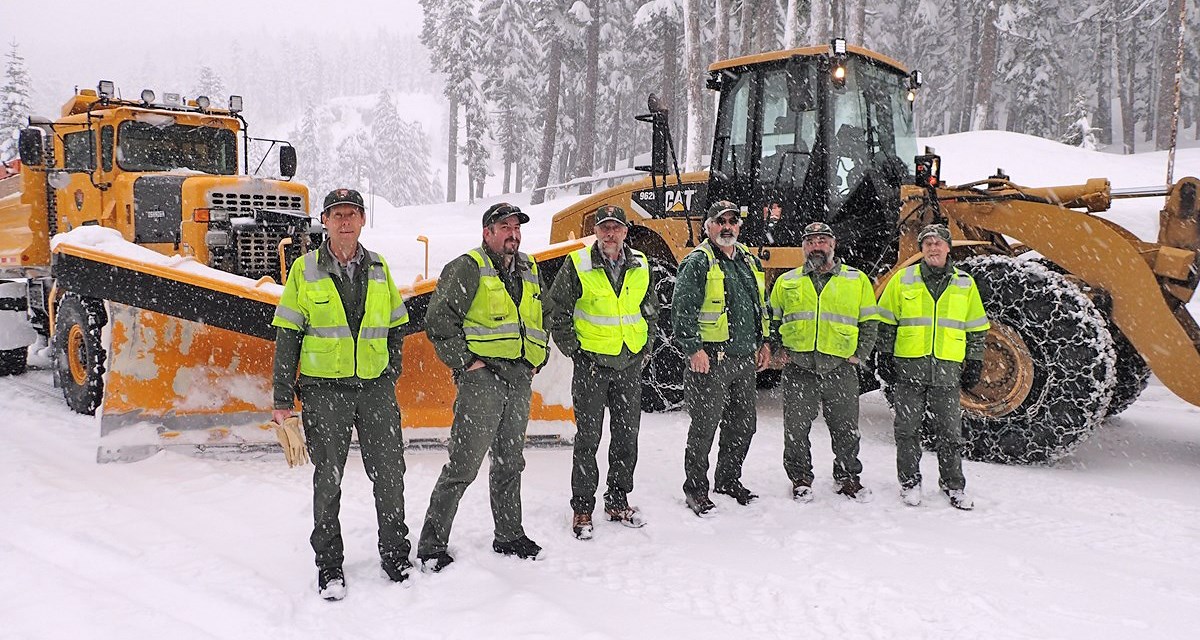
xmin=0 ymin=0 xmax=426 ymax=116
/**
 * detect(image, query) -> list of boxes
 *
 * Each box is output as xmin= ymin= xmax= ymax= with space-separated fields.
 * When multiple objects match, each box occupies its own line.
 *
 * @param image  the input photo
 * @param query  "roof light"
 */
xmin=228 ymin=95 xmax=243 ymax=113
xmin=140 ymin=89 xmax=156 ymax=105
xmin=911 ymin=70 xmax=923 ymax=88
xmin=97 ymin=80 xmax=115 ymax=99
xmin=163 ymin=92 xmax=182 ymax=107
xmin=831 ymin=38 xmax=847 ymax=56
xmin=196 ymin=95 xmax=211 ymax=110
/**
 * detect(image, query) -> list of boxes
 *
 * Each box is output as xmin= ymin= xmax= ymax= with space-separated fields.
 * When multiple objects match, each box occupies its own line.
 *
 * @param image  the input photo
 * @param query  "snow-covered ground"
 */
xmin=3 ymin=132 xmax=1200 ymax=638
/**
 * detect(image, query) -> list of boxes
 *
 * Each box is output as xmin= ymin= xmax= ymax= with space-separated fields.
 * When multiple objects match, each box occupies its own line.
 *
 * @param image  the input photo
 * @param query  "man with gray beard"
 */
xmin=672 ymin=200 xmax=771 ymax=516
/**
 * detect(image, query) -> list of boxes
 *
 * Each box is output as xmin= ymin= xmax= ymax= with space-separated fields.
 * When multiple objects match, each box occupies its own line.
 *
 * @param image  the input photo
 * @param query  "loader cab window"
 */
xmin=713 ymin=72 xmax=753 ymax=183
xmin=116 ymin=120 xmax=237 ymax=175
xmin=758 ymin=69 xmax=818 ymax=190
xmin=829 ymin=57 xmax=916 ymax=207
xmin=62 ymin=130 xmax=95 ymax=171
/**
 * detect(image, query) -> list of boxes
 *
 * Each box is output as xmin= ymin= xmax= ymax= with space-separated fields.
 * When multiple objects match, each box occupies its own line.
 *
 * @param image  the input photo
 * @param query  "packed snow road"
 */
xmin=2 ymin=369 xmax=1198 ymax=639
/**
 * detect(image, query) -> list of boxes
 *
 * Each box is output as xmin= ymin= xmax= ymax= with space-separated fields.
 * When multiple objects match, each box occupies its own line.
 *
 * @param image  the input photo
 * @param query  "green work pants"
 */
xmin=682 ymin=353 xmax=758 ymax=497
xmin=570 ymin=358 xmax=642 ymax=514
xmin=782 ymin=361 xmax=863 ymax=486
xmin=299 ymin=376 xmax=409 ymax=571
xmin=418 ymin=366 xmax=531 ymax=555
xmin=892 ymin=381 xmax=966 ymax=491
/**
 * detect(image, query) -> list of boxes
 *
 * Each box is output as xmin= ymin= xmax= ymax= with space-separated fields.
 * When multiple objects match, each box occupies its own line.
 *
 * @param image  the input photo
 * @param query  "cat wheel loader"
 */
xmin=548 ymin=41 xmax=1200 ymax=463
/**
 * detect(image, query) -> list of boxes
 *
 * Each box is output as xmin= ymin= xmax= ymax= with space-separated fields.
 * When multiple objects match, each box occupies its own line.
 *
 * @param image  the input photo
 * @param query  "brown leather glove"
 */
xmin=272 ymin=416 xmax=309 ymax=467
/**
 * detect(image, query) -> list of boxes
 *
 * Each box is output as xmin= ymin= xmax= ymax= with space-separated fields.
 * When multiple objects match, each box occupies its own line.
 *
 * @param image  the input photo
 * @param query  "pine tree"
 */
xmin=193 ymin=65 xmax=226 ymax=108
xmin=1060 ymin=94 xmax=1099 ymax=149
xmin=290 ymin=104 xmax=332 ymax=200
xmin=0 ymin=41 xmax=32 ymax=162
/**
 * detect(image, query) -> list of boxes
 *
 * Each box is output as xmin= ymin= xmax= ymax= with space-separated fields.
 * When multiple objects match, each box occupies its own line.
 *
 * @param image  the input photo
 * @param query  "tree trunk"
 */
xmin=849 ymin=0 xmax=866 ymax=43
xmin=515 ymin=156 xmax=523 ymax=194
xmin=577 ymin=0 xmax=601 ymax=193
xmin=1095 ymin=15 xmax=1113 ymax=146
xmin=1117 ymin=20 xmax=1136 ymax=154
xmin=663 ymin=22 xmax=680 ymax=155
xmin=808 ymin=0 xmax=829 ymax=45
xmin=1155 ymin=0 xmax=1185 ymax=150
xmin=684 ymin=0 xmax=704 ymax=171
xmin=607 ymin=92 xmax=621 ymax=172
xmin=715 ymin=0 xmax=731 ymax=60
xmin=740 ymin=0 xmax=756 ymax=55
xmin=446 ymin=95 xmax=457 ymax=203
xmin=531 ymin=39 xmax=564 ymax=205
xmin=783 ymin=0 xmax=800 ymax=48
xmin=756 ymin=0 xmax=776 ymax=50
xmin=969 ymin=1 xmax=998 ymax=131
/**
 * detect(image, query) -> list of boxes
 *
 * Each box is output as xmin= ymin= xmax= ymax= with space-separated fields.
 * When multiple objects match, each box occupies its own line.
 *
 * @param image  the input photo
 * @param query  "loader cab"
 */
xmin=706 ymin=44 xmax=917 ymax=272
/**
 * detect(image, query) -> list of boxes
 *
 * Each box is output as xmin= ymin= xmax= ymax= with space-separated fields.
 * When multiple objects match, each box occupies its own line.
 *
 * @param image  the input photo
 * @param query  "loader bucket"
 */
xmin=50 ymin=228 xmax=583 ymax=462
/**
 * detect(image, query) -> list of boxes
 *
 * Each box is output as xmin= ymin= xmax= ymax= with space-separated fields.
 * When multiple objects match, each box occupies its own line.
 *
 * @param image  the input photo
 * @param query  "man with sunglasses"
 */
xmin=417 ymin=202 xmax=549 ymax=571
xmin=673 ymin=200 xmax=772 ymax=516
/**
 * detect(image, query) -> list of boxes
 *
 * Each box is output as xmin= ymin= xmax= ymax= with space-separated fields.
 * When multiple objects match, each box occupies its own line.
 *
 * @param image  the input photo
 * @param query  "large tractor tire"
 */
xmin=957 ymin=256 xmax=1117 ymax=463
xmin=1104 ymin=328 xmax=1150 ymax=417
xmin=641 ymin=258 xmax=688 ymax=412
xmin=54 ymin=293 xmax=108 ymax=415
xmin=1027 ymin=257 xmax=1149 ymax=416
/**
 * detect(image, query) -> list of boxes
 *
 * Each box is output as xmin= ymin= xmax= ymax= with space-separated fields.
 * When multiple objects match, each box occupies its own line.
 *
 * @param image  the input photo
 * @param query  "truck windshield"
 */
xmin=117 ymin=120 xmax=237 ymax=175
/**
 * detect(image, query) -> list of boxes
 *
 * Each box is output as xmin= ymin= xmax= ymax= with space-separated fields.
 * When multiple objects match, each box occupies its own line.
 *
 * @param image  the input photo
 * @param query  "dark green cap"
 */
xmin=322 ymin=188 xmax=364 ymax=215
xmin=594 ymin=204 xmax=628 ymax=226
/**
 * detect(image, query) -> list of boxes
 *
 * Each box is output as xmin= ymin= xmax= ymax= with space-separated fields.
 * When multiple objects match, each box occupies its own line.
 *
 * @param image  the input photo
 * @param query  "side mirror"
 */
xmin=279 ymin=145 xmax=297 ymax=178
xmin=18 ymin=129 xmax=44 ymax=166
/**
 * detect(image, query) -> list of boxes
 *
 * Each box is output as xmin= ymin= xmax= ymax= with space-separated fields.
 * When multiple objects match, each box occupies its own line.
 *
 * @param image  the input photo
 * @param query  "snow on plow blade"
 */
xmin=50 ymin=229 xmax=581 ymax=462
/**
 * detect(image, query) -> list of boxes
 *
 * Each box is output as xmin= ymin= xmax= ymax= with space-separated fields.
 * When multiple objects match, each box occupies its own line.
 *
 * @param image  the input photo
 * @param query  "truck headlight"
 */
xmin=205 ymin=230 xmax=231 ymax=246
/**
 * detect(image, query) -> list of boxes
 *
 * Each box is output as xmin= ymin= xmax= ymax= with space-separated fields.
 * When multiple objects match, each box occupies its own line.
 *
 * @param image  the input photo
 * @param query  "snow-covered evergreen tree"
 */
xmin=290 ymin=104 xmax=333 ymax=200
xmin=370 ymin=90 xmax=441 ymax=207
xmin=1060 ymin=94 xmax=1099 ymax=150
xmin=193 ymin=65 xmax=226 ymax=108
xmin=0 ymin=42 xmax=32 ymax=162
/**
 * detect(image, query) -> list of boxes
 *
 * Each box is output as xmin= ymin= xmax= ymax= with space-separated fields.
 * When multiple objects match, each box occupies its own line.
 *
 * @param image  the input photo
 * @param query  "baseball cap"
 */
xmin=801 ymin=221 xmax=835 ymax=240
xmin=594 ymin=204 xmax=628 ymax=226
xmin=322 ymin=188 xmax=365 ymax=215
xmin=482 ymin=202 xmax=530 ymax=227
xmin=706 ymin=200 xmax=740 ymax=221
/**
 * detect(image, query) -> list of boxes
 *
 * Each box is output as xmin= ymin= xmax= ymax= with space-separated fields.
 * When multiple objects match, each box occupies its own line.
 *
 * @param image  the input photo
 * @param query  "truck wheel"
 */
xmin=641 ymin=258 xmax=687 ymax=412
xmin=958 ymin=256 xmax=1116 ymax=463
xmin=1027 ymin=257 xmax=1149 ymax=416
xmin=54 ymin=293 xmax=108 ymax=415
xmin=0 ymin=348 xmax=27 ymax=376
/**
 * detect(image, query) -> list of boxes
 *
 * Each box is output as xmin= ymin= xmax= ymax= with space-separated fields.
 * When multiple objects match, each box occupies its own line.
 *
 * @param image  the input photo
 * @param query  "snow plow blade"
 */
xmin=50 ymin=230 xmax=582 ymax=462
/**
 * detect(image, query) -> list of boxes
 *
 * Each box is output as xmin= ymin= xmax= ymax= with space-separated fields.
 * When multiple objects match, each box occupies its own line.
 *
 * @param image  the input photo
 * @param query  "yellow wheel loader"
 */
xmin=1 ymin=82 xmax=581 ymax=461
xmin=547 ymin=42 xmax=1200 ymax=463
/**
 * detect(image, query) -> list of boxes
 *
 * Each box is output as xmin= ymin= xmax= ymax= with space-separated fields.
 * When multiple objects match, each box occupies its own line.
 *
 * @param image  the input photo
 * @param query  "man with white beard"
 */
xmin=672 ymin=200 xmax=772 ymax=516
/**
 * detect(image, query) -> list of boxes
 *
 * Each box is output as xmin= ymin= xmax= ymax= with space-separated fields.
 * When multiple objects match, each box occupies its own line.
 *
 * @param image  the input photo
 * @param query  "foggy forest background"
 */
xmin=2 ymin=0 xmax=1197 ymax=209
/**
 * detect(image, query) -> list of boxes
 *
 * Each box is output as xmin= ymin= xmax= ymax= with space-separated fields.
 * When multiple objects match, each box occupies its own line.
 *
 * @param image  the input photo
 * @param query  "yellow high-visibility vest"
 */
xmin=877 ymin=263 xmax=990 ymax=362
xmin=692 ymin=241 xmax=768 ymax=343
xmin=770 ymin=263 xmax=882 ymax=358
xmin=462 ymin=248 xmax=548 ymax=367
xmin=273 ymin=249 xmax=409 ymax=378
xmin=569 ymin=247 xmax=650 ymax=356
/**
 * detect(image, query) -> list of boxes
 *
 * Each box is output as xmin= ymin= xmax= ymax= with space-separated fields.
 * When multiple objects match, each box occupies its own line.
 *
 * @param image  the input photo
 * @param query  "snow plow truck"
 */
xmin=547 ymin=41 xmax=1200 ymax=463
xmin=0 ymin=81 xmax=580 ymax=461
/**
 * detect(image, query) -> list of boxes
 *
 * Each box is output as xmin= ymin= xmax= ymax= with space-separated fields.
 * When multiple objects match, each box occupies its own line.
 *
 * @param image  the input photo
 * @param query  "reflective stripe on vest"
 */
xmin=880 ymin=263 xmax=990 ymax=362
xmin=692 ymin=241 xmax=768 ymax=343
xmin=271 ymin=248 xmax=409 ymax=379
xmin=462 ymin=248 xmax=548 ymax=367
xmin=770 ymin=264 xmax=880 ymax=358
xmin=569 ymin=247 xmax=650 ymax=356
